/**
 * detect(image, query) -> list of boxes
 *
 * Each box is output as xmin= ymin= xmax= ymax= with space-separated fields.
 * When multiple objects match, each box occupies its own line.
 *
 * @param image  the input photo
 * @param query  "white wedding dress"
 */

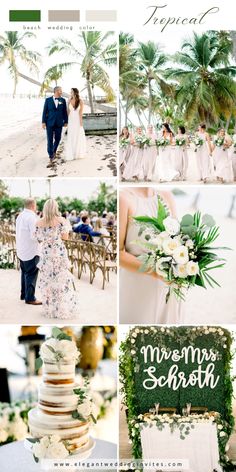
xmin=65 ymin=103 xmax=86 ymax=160
xmin=120 ymin=193 xmax=184 ymax=324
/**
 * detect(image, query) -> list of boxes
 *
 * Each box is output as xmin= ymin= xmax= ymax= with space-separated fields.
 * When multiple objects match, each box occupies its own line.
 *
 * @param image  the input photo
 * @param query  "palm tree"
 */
xmin=137 ymin=41 xmax=169 ymax=124
xmin=40 ymin=65 xmax=65 ymax=95
xmin=47 ymin=32 xmax=117 ymax=113
xmin=0 ymin=31 xmax=41 ymax=97
xmin=119 ymin=33 xmax=146 ymax=128
xmin=165 ymin=32 xmax=236 ymax=127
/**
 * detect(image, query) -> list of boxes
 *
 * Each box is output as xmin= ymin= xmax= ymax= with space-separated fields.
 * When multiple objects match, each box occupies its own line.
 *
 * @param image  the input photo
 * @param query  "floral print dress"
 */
xmin=35 ymin=222 xmax=79 ymax=319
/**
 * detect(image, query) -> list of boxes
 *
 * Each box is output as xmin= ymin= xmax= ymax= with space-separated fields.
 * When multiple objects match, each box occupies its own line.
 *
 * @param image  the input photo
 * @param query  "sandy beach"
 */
xmin=0 ymin=97 xmax=117 ymax=178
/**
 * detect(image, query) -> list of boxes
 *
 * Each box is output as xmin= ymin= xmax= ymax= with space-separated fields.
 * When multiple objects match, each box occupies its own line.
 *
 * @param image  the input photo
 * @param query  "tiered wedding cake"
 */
xmin=28 ymin=332 xmax=91 ymax=454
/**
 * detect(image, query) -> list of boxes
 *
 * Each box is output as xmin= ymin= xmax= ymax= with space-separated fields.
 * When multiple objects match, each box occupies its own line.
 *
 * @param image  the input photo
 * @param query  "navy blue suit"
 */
xmin=42 ymin=96 xmax=68 ymax=159
xmin=73 ymin=224 xmax=101 ymax=242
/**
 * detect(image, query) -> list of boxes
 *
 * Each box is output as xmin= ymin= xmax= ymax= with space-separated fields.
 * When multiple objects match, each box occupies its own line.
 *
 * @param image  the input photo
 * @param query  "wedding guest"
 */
xmin=16 ymin=198 xmax=42 ymax=305
xmin=73 ymin=216 xmax=101 ymax=241
xmin=213 ymin=128 xmax=234 ymax=183
xmin=195 ymin=123 xmax=212 ymax=183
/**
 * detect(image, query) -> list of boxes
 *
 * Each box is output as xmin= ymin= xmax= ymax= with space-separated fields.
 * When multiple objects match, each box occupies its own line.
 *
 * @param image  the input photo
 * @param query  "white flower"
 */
xmin=173 ymin=245 xmax=189 ymax=264
xmin=218 ymin=424 xmax=223 ymax=430
xmin=156 ymin=257 xmax=171 ymax=277
xmin=46 ymin=441 xmax=69 ymax=459
xmin=131 ymin=350 xmax=136 ymax=355
xmin=185 ymin=239 xmax=194 ymax=249
xmin=144 ymin=329 xmax=149 ymax=334
xmin=40 ymin=338 xmax=79 ymax=362
xmin=186 ymin=261 xmax=199 ymax=276
xmin=0 ymin=429 xmax=8 ymax=442
xmin=9 ymin=418 xmax=28 ymax=440
xmin=219 ymin=431 xmax=226 ymax=437
xmin=150 ymin=236 xmax=163 ymax=249
xmin=135 ymin=423 xmax=139 ymax=428
xmin=163 ymin=216 xmax=180 ymax=236
xmin=162 ymin=237 xmax=181 ymax=255
xmin=33 ymin=441 xmax=48 ymax=460
xmin=173 ymin=264 xmax=188 ymax=278
xmin=131 ymin=339 xmax=135 ymax=344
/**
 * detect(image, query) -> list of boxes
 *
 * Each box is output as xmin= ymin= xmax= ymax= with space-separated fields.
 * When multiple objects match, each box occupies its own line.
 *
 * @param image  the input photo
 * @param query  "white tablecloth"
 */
xmin=141 ymin=422 xmax=222 ymax=472
xmin=0 ymin=439 xmax=117 ymax=472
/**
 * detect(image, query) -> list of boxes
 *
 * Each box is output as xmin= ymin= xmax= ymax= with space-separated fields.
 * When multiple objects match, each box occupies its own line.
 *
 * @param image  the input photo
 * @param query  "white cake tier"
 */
xmin=38 ymin=383 xmax=79 ymax=414
xmin=42 ymin=361 xmax=75 ymax=386
xmin=28 ymin=408 xmax=90 ymax=452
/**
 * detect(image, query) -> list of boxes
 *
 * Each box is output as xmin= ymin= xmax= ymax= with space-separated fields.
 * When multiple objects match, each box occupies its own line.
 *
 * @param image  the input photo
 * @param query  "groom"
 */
xmin=42 ymin=86 xmax=68 ymax=168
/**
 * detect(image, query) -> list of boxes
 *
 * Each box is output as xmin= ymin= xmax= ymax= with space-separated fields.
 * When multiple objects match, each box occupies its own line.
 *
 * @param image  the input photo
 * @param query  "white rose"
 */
xmin=9 ymin=418 xmax=28 ymax=440
xmin=91 ymin=391 xmax=104 ymax=408
xmin=219 ymin=431 xmax=226 ymax=437
xmin=186 ymin=261 xmax=199 ymax=276
xmin=40 ymin=436 xmax=51 ymax=448
xmin=173 ymin=245 xmax=189 ymax=264
xmin=40 ymin=338 xmax=58 ymax=361
xmin=163 ymin=217 xmax=180 ymax=236
xmin=131 ymin=350 xmax=136 ymax=355
xmin=59 ymin=340 xmax=79 ymax=361
xmin=77 ymin=398 xmax=91 ymax=417
xmin=46 ymin=441 xmax=69 ymax=459
xmin=33 ymin=441 xmax=47 ymax=460
xmin=162 ymin=237 xmax=181 ymax=255
xmin=218 ymin=425 xmax=223 ymax=430
xmin=0 ymin=429 xmax=8 ymax=442
xmin=173 ymin=264 xmax=188 ymax=278
xmin=150 ymin=236 xmax=163 ymax=249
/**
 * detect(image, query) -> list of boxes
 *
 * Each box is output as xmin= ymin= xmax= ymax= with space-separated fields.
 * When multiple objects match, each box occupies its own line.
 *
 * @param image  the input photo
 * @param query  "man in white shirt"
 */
xmin=16 ymin=198 xmax=42 ymax=305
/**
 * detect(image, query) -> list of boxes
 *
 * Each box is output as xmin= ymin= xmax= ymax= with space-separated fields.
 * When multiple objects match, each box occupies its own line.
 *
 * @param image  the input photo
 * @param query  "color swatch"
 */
xmin=86 ymin=10 xmax=117 ymax=22
xmin=9 ymin=10 xmax=41 ymax=22
xmin=48 ymin=10 xmax=80 ymax=22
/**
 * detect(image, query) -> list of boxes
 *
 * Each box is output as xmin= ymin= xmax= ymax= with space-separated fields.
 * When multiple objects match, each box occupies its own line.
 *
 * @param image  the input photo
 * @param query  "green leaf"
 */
xmin=90 ymin=414 xmax=97 ymax=424
xmin=35 ymin=357 xmax=43 ymax=372
xmin=202 ymin=214 xmax=216 ymax=227
xmin=52 ymin=327 xmax=63 ymax=339
xmin=46 ymin=345 xmax=56 ymax=354
xmin=157 ymin=195 xmax=169 ymax=226
xmin=72 ymin=410 xmax=79 ymax=419
xmin=27 ymin=438 xmax=38 ymax=444
xmin=57 ymin=333 xmax=72 ymax=341
xmin=33 ymin=455 xmax=39 ymax=463
xmin=181 ymin=214 xmax=194 ymax=227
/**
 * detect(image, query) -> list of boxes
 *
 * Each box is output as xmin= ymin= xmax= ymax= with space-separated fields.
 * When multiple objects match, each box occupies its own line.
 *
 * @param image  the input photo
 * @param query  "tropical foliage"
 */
xmin=119 ymin=31 xmax=236 ymax=132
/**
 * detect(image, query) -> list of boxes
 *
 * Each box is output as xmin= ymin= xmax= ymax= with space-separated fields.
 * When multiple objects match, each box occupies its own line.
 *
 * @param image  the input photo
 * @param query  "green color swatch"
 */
xmin=9 ymin=10 xmax=41 ymax=22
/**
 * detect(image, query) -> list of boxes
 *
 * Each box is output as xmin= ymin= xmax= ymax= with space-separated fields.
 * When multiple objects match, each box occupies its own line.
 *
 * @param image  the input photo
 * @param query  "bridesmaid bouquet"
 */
xmin=120 ymin=138 xmax=130 ymax=148
xmin=214 ymin=137 xmax=225 ymax=149
xmin=175 ymin=138 xmax=186 ymax=146
xmin=132 ymin=196 xmax=229 ymax=302
xmin=135 ymin=136 xmax=151 ymax=148
xmin=155 ymin=138 xmax=169 ymax=149
xmin=193 ymin=137 xmax=204 ymax=151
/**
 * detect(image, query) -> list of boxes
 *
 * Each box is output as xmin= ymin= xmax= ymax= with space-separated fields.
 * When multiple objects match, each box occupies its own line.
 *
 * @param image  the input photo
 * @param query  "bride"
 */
xmin=119 ymin=187 xmax=184 ymax=324
xmin=66 ymin=88 xmax=86 ymax=161
xmin=35 ymin=199 xmax=79 ymax=319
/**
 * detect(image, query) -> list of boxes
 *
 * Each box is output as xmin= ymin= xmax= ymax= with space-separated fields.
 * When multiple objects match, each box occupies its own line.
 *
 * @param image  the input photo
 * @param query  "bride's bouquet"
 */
xmin=133 ymin=197 xmax=229 ymax=302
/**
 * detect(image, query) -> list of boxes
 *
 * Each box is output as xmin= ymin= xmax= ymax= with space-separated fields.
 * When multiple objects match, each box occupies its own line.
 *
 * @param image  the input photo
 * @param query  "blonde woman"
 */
xmin=35 ymin=199 xmax=79 ymax=319
xmin=93 ymin=218 xmax=110 ymax=247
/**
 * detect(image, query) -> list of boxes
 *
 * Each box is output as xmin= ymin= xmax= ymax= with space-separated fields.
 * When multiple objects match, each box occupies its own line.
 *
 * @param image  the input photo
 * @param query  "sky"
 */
xmin=0 ymin=31 xmax=118 ymax=97
xmin=2 ymin=178 xmax=116 ymax=200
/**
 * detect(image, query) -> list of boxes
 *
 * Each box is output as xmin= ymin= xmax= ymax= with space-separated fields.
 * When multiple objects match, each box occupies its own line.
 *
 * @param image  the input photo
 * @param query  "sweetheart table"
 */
xmin=140 ymin=421 xmax=222 ymax=472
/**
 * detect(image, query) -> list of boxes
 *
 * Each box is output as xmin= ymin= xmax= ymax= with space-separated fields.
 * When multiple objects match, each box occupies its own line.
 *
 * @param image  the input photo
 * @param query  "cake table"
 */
xmin=0 ymin=438 xmax=117 ymax=472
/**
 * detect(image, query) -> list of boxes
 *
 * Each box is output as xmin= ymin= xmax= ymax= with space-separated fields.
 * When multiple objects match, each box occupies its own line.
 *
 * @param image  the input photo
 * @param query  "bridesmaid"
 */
xmin=123 ymin=127 xmax=144 ymax=181
xmin=174 ymin=126 xmax=189 ymax=180
xmin=119 ymin=126 xmax=131 ymax=175
xmin=195 ymin=124 xmax=212 ymax=183
xmin=142 ymin=125 xmax=158 ymax=181
xmin=213 ymin=128 xmax=234 ymax=183
xmin=158 ymin=123 xmax=178 ymax=182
